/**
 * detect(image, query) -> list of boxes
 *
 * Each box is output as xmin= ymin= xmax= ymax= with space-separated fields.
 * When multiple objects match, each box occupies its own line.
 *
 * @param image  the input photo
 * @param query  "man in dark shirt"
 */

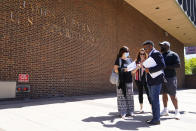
xmin=159 ymin=41 xmax=181 ymax=120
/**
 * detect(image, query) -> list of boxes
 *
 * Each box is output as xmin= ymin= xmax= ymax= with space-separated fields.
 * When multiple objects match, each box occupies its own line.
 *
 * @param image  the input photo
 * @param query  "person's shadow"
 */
xmin=82 ymin=112 xmax=157 ymax=130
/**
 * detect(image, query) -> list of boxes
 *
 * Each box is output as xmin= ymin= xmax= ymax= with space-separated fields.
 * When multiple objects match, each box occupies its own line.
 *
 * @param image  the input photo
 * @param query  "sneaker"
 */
xmin=160 ymin=109 xmax=169 ymax=116
xmin=139 ymin=110 xmax=144 ymax=113
xmin=174 ymin=112 xmax=181 ymax=120
xmin=121 ymin=114 xmax=127 ymax=120
xmin=130 ymin=112 xmax=136 ymax=117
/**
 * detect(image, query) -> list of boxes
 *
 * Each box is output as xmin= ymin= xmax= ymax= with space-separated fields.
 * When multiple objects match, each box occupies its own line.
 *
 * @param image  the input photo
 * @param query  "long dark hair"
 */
xmin=135 ymin=48 xmax=148 ymax=64
xmin=117 ymin=46 xmax=130 ymax=58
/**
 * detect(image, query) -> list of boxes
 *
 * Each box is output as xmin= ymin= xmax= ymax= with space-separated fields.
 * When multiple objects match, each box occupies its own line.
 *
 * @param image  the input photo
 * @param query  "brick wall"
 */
xmin=185 ymin=75 xmax=196 ymax=88
xmin=0 ymin=0 xmax=185 ymax=98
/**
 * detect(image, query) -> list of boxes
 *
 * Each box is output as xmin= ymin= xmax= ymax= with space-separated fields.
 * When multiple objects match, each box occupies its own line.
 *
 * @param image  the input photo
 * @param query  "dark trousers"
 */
xmin=135 ymin=80 xmax=151 ymax=104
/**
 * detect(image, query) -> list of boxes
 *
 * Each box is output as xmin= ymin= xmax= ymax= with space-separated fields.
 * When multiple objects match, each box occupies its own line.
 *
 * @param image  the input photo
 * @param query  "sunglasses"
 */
xmin=144 ymin=48 xmax=148 ymax=51
xmin=144 ymin=46 xmax=150 ymax=50
xmin=140 ymin=53 xmax=145 ymax=56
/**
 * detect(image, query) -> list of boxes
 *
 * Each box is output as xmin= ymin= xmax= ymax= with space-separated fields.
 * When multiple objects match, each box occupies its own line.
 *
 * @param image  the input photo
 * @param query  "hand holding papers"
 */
xmin=127 ymin=61 xmax=137 ymax=71
xmin=149 ymin=70 xmax=163 ymax=78
xmin=142 ymin=57 xmax=156 ymax=68
xmin=142 ymin=57 xmax=163 ymax=78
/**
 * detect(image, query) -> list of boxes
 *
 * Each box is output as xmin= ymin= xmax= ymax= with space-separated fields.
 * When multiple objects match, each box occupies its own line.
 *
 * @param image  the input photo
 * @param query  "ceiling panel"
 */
xmin=125 ymin=0 xmax=196 ymax=46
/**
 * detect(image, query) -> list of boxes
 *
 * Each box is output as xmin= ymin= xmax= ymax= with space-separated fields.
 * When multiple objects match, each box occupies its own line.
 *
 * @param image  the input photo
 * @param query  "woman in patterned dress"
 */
xmin=113 ymin=46 xmax=134 ymax=119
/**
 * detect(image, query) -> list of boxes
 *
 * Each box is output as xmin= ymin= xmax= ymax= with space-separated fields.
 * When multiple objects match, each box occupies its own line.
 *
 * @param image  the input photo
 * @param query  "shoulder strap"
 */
xmin=119 ymin=58 xmax=122 ymax=68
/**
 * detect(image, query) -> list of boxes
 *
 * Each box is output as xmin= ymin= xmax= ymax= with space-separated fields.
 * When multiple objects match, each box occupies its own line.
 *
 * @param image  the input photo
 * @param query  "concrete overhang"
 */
xmin=125 ymin=0 xmax=196 ymax=46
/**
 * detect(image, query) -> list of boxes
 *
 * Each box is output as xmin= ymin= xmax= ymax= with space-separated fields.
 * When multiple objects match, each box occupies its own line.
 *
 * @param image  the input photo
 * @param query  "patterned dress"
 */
xmin=115 ymin=57 xmax=134 ymax=116
xmin=116 ymin=83 xmax=134 ymax=116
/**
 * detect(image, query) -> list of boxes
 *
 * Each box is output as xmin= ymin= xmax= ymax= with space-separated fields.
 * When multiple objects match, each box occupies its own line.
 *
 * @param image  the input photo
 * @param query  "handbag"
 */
xmin=109 ymin=58 xmax=122 ymax=85
xmin=109 ymin=70 xmax=119 ymax=85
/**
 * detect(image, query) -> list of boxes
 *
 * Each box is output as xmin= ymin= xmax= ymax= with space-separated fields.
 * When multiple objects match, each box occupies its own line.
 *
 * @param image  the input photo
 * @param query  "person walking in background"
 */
xmin=132 ymin=48 xmax=151 ymax=113
xmin=142 ymin=40 xmax=165 ymax=125
xmin=159 ymin=41 xmax=181 ymax=120
xmin=113 ymin=46 xmax=134 ymax=119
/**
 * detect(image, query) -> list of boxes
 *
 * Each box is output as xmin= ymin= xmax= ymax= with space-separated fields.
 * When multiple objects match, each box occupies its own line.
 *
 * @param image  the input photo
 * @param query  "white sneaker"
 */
xmin=130 ymin=112 xmax=136 ymax=117
xmin=121 ymin=114 xmax=127 ymax=120
xmin=160 ymin=109 xmax=169 ymax=116
xmin=174 ymin=112 xmax=181 ymax=120
xmin=139 ymin=109 xmax=144 ymax=113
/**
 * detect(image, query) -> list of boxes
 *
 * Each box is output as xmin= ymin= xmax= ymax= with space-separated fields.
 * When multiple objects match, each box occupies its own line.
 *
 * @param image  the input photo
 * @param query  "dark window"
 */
xmin=176 ymin=0 xmax=196 ymax=26
xmin=187 ymin=0 xmax=191 ymax=16
xmin=194 ymin=0 xmax=196 ymax=21
xmin=183 ymin=0 xmax=187 ymax=11
xmin=177 ymin=0 xmax=182 ymax=5
xmin=190 ymin=0 xmax=194 ymax=21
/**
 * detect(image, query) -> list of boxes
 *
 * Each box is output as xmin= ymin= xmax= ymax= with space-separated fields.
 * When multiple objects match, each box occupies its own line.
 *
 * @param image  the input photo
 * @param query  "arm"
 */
xmin=132 ymin=68 xmax=138 ymax=74
xmin=131 ymin=63 xmax=142 ymax=74
xmin=113 ymin=65 xmax=119 ymax=73
xmin=113 ymin=57 xmax=120 ymax=73
xmin=148 ymin=52 xmax=165 ymax=73
xmin=166 ymin=63 xmax=180 ymax=69
xmin=166 ymin=53 xmax=181 ymax=69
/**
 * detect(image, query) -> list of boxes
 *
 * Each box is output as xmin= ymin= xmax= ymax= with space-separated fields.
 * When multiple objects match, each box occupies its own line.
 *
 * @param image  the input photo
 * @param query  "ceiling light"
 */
xmin=155 ymin=7 xmax=160 ymax=10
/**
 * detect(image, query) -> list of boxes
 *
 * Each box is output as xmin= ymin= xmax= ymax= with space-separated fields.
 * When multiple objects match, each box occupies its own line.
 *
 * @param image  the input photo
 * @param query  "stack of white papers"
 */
xmin=149 ymin=70 xmax=163 ymax=78
xmin=127 ymin=61 xmax=137 ymax=71
xmin=143 ymin=57 xmax=163 ymax=78
xmin=143 ymin=57 xmax=156 ymax=68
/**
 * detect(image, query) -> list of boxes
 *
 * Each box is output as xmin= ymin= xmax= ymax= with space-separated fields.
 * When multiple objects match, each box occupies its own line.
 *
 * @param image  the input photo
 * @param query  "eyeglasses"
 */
xmin=144 ymin=48 xmax=148 ymax=51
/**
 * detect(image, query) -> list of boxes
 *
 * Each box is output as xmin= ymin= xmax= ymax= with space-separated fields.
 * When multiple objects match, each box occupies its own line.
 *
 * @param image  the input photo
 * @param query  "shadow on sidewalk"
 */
xmin=82 ymin=112 xmax=170 ymax=130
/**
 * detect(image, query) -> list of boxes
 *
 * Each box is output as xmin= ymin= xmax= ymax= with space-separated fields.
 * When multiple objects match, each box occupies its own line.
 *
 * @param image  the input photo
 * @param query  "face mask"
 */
xmin=161 ymin=47 xmax=166 ymax=52
xmin=124 ymin=52 xmax=129 ymax=58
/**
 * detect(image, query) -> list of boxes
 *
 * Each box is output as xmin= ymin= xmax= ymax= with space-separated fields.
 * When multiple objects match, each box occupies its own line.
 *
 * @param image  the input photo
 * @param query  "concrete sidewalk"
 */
xmin=0 ymin=89 xmax=196 ymax=131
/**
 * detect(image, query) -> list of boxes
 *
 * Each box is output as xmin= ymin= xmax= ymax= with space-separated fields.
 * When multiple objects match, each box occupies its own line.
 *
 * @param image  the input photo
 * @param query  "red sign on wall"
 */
xmin=18 ymin=74 xmax=29 ymax=82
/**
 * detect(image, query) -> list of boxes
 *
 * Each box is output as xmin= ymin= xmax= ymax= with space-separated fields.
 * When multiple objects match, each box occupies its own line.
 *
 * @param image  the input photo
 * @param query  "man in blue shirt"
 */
xmin=143 ymin=40 xmax=165 ymax=125
xmin=159 ymin=41 xmax=181 ymax=120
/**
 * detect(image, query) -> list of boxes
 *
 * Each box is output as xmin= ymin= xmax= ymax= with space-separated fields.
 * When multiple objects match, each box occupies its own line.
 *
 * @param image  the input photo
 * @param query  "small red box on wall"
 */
xmin=18 ymin=74 xmax=29 ymax=83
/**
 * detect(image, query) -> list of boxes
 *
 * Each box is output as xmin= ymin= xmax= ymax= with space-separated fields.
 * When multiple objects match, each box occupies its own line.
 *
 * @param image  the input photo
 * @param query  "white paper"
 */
xmin=143 ymin=57 xmax=157 ymax=68
xmin=143 ymin=57 xmax=163 ymax=78
xmin=127 ymin=61 xmax=137 ymax=71
xmin=149 ymin=70 xmax=163 ymax=78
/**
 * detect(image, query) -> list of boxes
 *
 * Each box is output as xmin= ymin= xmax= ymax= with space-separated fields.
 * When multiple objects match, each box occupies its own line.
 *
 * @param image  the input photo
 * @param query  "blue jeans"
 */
xmin=148 ymin=84 xmax=162 ymax=122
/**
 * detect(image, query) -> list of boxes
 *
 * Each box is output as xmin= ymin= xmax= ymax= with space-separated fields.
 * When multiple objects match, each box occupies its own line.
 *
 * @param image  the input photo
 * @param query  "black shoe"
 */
xmin=146 ymin=120 xmax=160 ymax=125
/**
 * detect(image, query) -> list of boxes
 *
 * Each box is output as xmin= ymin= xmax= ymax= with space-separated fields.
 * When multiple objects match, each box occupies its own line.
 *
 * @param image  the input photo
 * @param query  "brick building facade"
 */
xmin=0 ymin=0 xmax=184 ymax=98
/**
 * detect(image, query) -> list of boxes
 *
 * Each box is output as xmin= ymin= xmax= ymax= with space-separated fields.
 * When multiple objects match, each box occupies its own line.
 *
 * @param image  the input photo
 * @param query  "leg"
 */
xmin=136 ymin=81 xmax=144 ymax=111
xmin=160 ymin=93 xmax=169 ymax=116
xmin=162 ymin=80 xmax=168 ymax=108
xmin=135 ymin=81 xmax=143 ymax=104
xmin=170 ymin=95 xmax=180 ymax=119
xmin=126 ymin=83 xmax=134 ymax=116
xmin=168 ymin=77 xmax=178 ymax=109
xmin=162 ymin=93 xmax=168 ymax=107
xmin=170 ymin=95 xmax=178 ymax=109
xmin=168 ymin=77 xmax=180 ymax=119
xmin=116 ymin=88 xmax=127 ymax=117
xmin=150 ymin=84 xmax=162 ymax=122
xmin=160 ymin=79 xmax=169 ymax=116
xmin=144 ymin=83 xmax=152 ymax=105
